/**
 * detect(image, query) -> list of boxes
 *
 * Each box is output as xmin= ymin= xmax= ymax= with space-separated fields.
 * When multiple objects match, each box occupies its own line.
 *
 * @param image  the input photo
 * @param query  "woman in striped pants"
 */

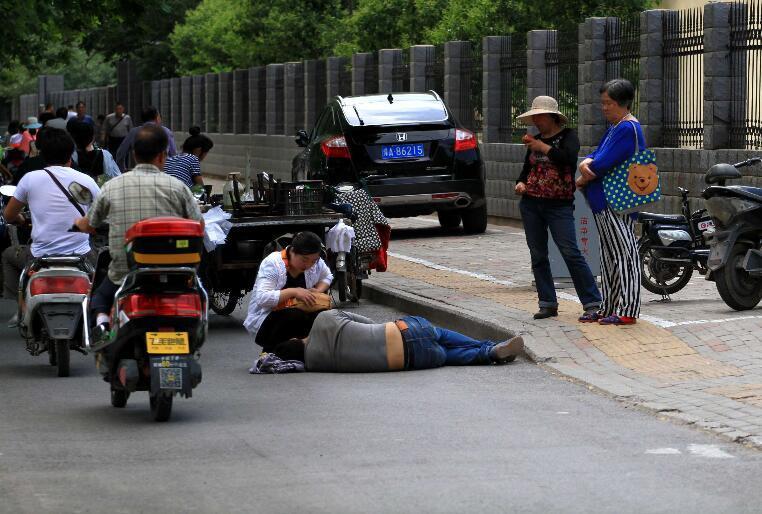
xmin=575 ymin=79 xmax=643 ymax=325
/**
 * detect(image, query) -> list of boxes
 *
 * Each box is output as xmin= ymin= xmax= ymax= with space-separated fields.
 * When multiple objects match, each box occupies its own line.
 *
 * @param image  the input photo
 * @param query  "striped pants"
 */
xmin=593 ymin=207 xmax=641 ymax=318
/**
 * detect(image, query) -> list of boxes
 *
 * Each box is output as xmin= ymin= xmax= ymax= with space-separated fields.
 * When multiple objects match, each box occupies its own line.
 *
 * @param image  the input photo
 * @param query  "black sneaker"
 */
xmin=533 ymin=307 xmax=558 ymax=319
xmin=489 ymin=336 xmax=524 ymax=363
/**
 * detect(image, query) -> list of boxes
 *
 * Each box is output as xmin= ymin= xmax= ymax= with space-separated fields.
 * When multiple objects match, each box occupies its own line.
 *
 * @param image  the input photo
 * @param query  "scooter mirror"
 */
xmin=0 ymin=185 xmax=16 ymax=197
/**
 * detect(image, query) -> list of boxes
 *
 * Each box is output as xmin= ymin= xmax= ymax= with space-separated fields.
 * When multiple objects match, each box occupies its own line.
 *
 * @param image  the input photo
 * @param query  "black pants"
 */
xmin=91 ymin=278 xmax=120 ymax=315
xmin=256 ymin=308 xmax=319 ymax=352
xmin=107 ymin=137 xmax=124 ymax=156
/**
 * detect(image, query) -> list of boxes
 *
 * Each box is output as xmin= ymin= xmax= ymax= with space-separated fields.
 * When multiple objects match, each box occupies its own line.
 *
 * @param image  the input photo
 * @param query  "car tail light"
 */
xmin=30 ymin=276 xmax=91 ymax=295
xmin=454 ymin=129 xmax=478 ymax=152
xmin=119 ymin=293 xmax=202 ymax=318
xmin=321 ymin=135 xmax=351 ymax=159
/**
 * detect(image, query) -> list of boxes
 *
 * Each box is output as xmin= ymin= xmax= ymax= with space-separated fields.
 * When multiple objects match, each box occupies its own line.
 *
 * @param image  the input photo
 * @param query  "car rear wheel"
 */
xmin=461 ymin=205 xmax=487 ymax=234
xmin=437 ymin=211 xmax=461 ymax=230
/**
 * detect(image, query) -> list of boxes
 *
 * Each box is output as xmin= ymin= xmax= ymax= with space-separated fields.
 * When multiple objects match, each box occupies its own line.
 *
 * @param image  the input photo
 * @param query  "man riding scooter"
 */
xmin=3 ymin=128 xmax=100 ymax=319
xmin=74 ymin=125 xmax=204 ymax=340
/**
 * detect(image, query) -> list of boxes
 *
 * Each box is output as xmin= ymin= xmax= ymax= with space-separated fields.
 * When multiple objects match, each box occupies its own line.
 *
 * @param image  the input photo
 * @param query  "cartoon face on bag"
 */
xmin=627 ymin=163 xmax=658 ymax=196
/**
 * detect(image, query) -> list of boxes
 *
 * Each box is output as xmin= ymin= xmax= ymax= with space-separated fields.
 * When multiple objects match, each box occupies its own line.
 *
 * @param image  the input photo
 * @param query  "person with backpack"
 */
xmin=66 ymin=119 xmax=121 ymax=182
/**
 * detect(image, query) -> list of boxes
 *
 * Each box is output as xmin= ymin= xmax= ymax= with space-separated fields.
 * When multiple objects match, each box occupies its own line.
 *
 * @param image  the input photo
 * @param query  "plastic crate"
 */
xmin=275 ymin=181 xmax=325 ymax=215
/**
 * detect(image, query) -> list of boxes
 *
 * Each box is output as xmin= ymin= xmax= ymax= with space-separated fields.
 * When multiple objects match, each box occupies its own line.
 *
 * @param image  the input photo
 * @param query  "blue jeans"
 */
xmin=519 ymin=197 xmax=601 ymax=310
xmin=399 ymin=316 xmax=495 ymax=369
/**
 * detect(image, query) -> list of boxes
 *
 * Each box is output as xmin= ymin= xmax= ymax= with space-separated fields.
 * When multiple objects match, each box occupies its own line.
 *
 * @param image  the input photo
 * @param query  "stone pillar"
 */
xmin=233 ymin=69 xmax=249 ymax=134
xmin=444 ymin=41 xmax=472 ymax=130
xmin=578 ymin=18 xmax=609 ymax=147
xmin=38 ymin=75 xmax=64 ymax=107
xmin=410 ymin=45 xmax=435 ymax=92
xmin=326 ymin=56 xmax=350 ymax=101
xmin=248 ymin=66 xmax=266 ymax=133
xmin=192 ymin=75 xmax=205 ymax=129
xmin=284 ymin=62 xmax=305 ymax=135
xmin=169 ymin=77 xmax=181 ymax=131
xmin=217 ymin=72 xmax=232 ymax=133
xmin=141 ymin=82 xmax=151 ymax=113
xmin=204 ymin=73 xmax=219 ymax=133
xmin=304 ymin=59 xmax=326 ymax=129
xmin=266 ymin=63 xmax=284 ymax=135
xmin=150 ymin=81 xmax=161 ymax=109
xmin=703 ymin=2 xmax=733 ymax=150
xmin=181 ymin=76 xmax=193 ymax=132
xmin=378 ymin=49 xmax=402 ymax=93
xmin=482 ymin=36 xmax=511 ymax=143
xmin=160 ymin=79 xmax=170 ymax=120
xmin=527 ymin=30 xmax=552 ymax=104
xmin=639 ymin=10 xmax=669 ymax=149
xmin=352 ymin=53 xmax=372 ymax=96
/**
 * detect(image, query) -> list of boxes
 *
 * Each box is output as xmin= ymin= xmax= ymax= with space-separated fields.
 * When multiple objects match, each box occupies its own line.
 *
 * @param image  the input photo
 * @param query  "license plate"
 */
xmin=698 ymin=219 xmax=714 ymax=231
xmin=146 ymin=332 xmax=189 ymax=354
xmin=381 ymin=143 xmax=425 ymax=160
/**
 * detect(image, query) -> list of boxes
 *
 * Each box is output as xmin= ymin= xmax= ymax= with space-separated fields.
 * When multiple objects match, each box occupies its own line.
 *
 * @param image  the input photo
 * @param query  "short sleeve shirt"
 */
xmin=86 ymin=163 xmax=203 ymax=283
xmin=14 ymin=166 xmax=101 ymax=257
xmin=163 ymin=153 xmax=201 ymax=188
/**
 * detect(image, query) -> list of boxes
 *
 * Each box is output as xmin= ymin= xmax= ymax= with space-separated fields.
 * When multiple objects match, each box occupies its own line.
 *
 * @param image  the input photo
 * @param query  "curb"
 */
xmin=363 ymin=280 xmax=762 ymax=450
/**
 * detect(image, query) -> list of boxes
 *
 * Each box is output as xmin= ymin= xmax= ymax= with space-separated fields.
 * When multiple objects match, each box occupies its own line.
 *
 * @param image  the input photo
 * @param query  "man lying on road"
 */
xmin=265 ymin=310 xmax=524 ymax=372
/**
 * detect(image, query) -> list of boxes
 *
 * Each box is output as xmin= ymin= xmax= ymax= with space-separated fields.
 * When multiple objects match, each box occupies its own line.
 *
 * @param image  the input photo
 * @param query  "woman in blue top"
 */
xmin=576 ymin=79 xmax=643 ymax=325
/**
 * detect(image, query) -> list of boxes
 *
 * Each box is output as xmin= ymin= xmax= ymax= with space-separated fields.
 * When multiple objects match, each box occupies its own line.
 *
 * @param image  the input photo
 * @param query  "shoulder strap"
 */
xmin=629 ymin=120 xmax=640 ymax=153
xmin=43 ymin=168 xmax=86 ymax=216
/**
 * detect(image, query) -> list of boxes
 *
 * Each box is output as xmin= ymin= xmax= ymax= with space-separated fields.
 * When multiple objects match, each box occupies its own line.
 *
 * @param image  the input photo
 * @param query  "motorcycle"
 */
xmin=0 ymin=185 xmax=92 ymax=377
xmin=702 ymin=157 xmax=762 ymax=311
xmin=637 ymin=187 xmax=714 ymax=296
xmin=87 ymin=217 xmax=207 ymax=421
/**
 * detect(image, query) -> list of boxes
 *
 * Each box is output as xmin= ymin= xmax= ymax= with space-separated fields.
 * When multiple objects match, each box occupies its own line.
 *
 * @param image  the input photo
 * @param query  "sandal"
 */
xmin=598 ymin=315 xmax=637 ymax=325
xmin=578 ymin=312 xmax=602 ymax=323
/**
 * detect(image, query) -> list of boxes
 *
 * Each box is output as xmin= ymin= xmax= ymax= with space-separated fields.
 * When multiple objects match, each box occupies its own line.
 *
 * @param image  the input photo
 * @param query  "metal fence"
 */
xmin=467 ymin=42 xmax=483 ymax=133
xmin=662 ymin=8 xmax=704 ymax=148
xmin=545 ymin=30 xmax=579 ymax=128
xmin=426 ymin=45 xmax=445 ymax=97
xmin=498 ymin=35 xmax=527 ymax=143
xmin=392 ymin=51 xmax=410 ymax=92
xmin=365 ymin=51 xmax=379 ymax=95
xmin=730 ymin=0 xmax=762 ymax=149
xmin=605 ymin=15 xmax=641 ymax=117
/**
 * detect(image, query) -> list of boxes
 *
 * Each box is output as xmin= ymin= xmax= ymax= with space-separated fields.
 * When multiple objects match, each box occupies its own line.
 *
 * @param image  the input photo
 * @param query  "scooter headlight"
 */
xmin=705 ymin=197 xmax=757 ymax=226
xmin=657 ymin=229 xmax=692 ymax=246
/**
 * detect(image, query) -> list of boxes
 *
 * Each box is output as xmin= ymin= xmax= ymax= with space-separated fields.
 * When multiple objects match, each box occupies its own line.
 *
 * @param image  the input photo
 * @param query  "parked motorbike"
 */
xmin=637 ymin=187 xmax=714 ymax=296
xmin=87 ymin=217 xmax=207 ymax=421
xmin=702 ymin=157 xmax=762 ymax=311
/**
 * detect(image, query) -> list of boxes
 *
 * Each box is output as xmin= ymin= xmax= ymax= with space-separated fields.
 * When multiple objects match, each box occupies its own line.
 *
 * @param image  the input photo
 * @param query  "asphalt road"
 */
xmin=1 ymin=296 xmax=761 ymax=514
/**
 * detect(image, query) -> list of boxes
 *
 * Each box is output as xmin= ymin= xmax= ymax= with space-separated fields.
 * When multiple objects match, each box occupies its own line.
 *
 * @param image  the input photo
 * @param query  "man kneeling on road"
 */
xmin=75 ymin=125 xmax=203 ymax=339
xmin=260 ymin=310 xmax=524 ymax=372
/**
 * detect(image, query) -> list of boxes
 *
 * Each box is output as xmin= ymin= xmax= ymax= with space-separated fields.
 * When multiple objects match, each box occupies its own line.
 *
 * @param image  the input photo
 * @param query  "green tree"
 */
xmin=170 ymin=0 xmax=343 ymax=75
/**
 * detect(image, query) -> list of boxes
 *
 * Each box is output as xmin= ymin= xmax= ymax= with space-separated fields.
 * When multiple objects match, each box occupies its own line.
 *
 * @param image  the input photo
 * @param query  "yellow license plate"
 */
xmin=146 ymin=332 xmax=189 ymax=354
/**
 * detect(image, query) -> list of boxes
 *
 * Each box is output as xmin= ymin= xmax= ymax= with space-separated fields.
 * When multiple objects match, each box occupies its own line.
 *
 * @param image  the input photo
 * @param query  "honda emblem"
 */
xmin=396 ymin=133 xmax=407 ymax=142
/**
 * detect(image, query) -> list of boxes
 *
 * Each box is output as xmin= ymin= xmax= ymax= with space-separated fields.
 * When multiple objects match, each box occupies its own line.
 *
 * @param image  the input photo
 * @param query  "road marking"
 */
xmin=388 ymin=252 xmax=515 ymax=285
xmin=687 ymin=444 xmax=734 ymax=459
xmin=645 ymin=448 xmax=682 ymax=455
xmin=556 ymin=411 xmax=569 ymax=415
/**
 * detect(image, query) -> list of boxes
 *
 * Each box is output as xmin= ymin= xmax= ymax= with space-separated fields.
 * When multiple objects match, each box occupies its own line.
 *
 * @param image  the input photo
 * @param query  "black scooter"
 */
xmin=638 ymin=187 xmax=714 ymax=297
xmin=702 ymin=157 xmax=762 ymax=310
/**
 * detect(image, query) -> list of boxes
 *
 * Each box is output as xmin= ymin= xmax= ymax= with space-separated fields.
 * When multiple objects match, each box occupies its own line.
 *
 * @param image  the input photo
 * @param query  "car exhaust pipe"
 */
xmin=454 ymin=196 xmax=471 ymax=208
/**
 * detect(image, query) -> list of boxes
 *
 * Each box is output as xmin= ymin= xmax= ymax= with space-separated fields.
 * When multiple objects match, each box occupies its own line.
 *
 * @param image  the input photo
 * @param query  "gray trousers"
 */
xmin=2 ymin=245 xmax=32 ymax=303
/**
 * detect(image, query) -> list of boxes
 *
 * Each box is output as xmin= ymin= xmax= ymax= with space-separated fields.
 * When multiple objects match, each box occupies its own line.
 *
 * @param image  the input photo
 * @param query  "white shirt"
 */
xmin=14 ymin=166 xmax=101 ymax=257
xmin=244 ymin=251 xmax=333 ymax=338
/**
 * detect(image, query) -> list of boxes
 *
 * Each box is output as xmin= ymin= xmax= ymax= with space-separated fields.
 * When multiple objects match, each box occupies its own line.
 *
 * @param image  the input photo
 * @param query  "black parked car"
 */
xmin=291 ymin=92 xmax=487 ymax=234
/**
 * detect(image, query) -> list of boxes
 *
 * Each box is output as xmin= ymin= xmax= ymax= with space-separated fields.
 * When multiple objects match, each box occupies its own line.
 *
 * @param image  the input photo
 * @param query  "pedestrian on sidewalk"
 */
xmin=163 ymin=126 xmax=213 ymax=188
xmin=103 ymin=102 xmax=133 ymax=155
xmin=576 ymin=79 xmax=642 ymax=326
xmin=263 ymin=311 xmax=525 ymax=372
xmin=115 ymin=106 xmax=177 ymax=171
xmin=515 ymin=96 xmax=601 ymax=321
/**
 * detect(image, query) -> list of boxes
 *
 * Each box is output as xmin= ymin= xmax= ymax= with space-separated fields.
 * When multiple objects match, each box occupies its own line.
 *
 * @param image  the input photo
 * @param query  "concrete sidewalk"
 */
xmin=366 ymin=217 xmax=762 ymax=449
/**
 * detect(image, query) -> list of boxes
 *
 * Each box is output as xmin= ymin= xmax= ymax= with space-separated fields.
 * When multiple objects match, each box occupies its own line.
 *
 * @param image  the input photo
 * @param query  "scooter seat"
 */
xmin=638 ymin=212 xmax=686 ymax=224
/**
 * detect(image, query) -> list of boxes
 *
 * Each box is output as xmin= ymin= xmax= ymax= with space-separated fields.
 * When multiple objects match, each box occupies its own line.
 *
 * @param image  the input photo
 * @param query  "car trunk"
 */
xmin=346 ymin=123 xmax=455 ymax=181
